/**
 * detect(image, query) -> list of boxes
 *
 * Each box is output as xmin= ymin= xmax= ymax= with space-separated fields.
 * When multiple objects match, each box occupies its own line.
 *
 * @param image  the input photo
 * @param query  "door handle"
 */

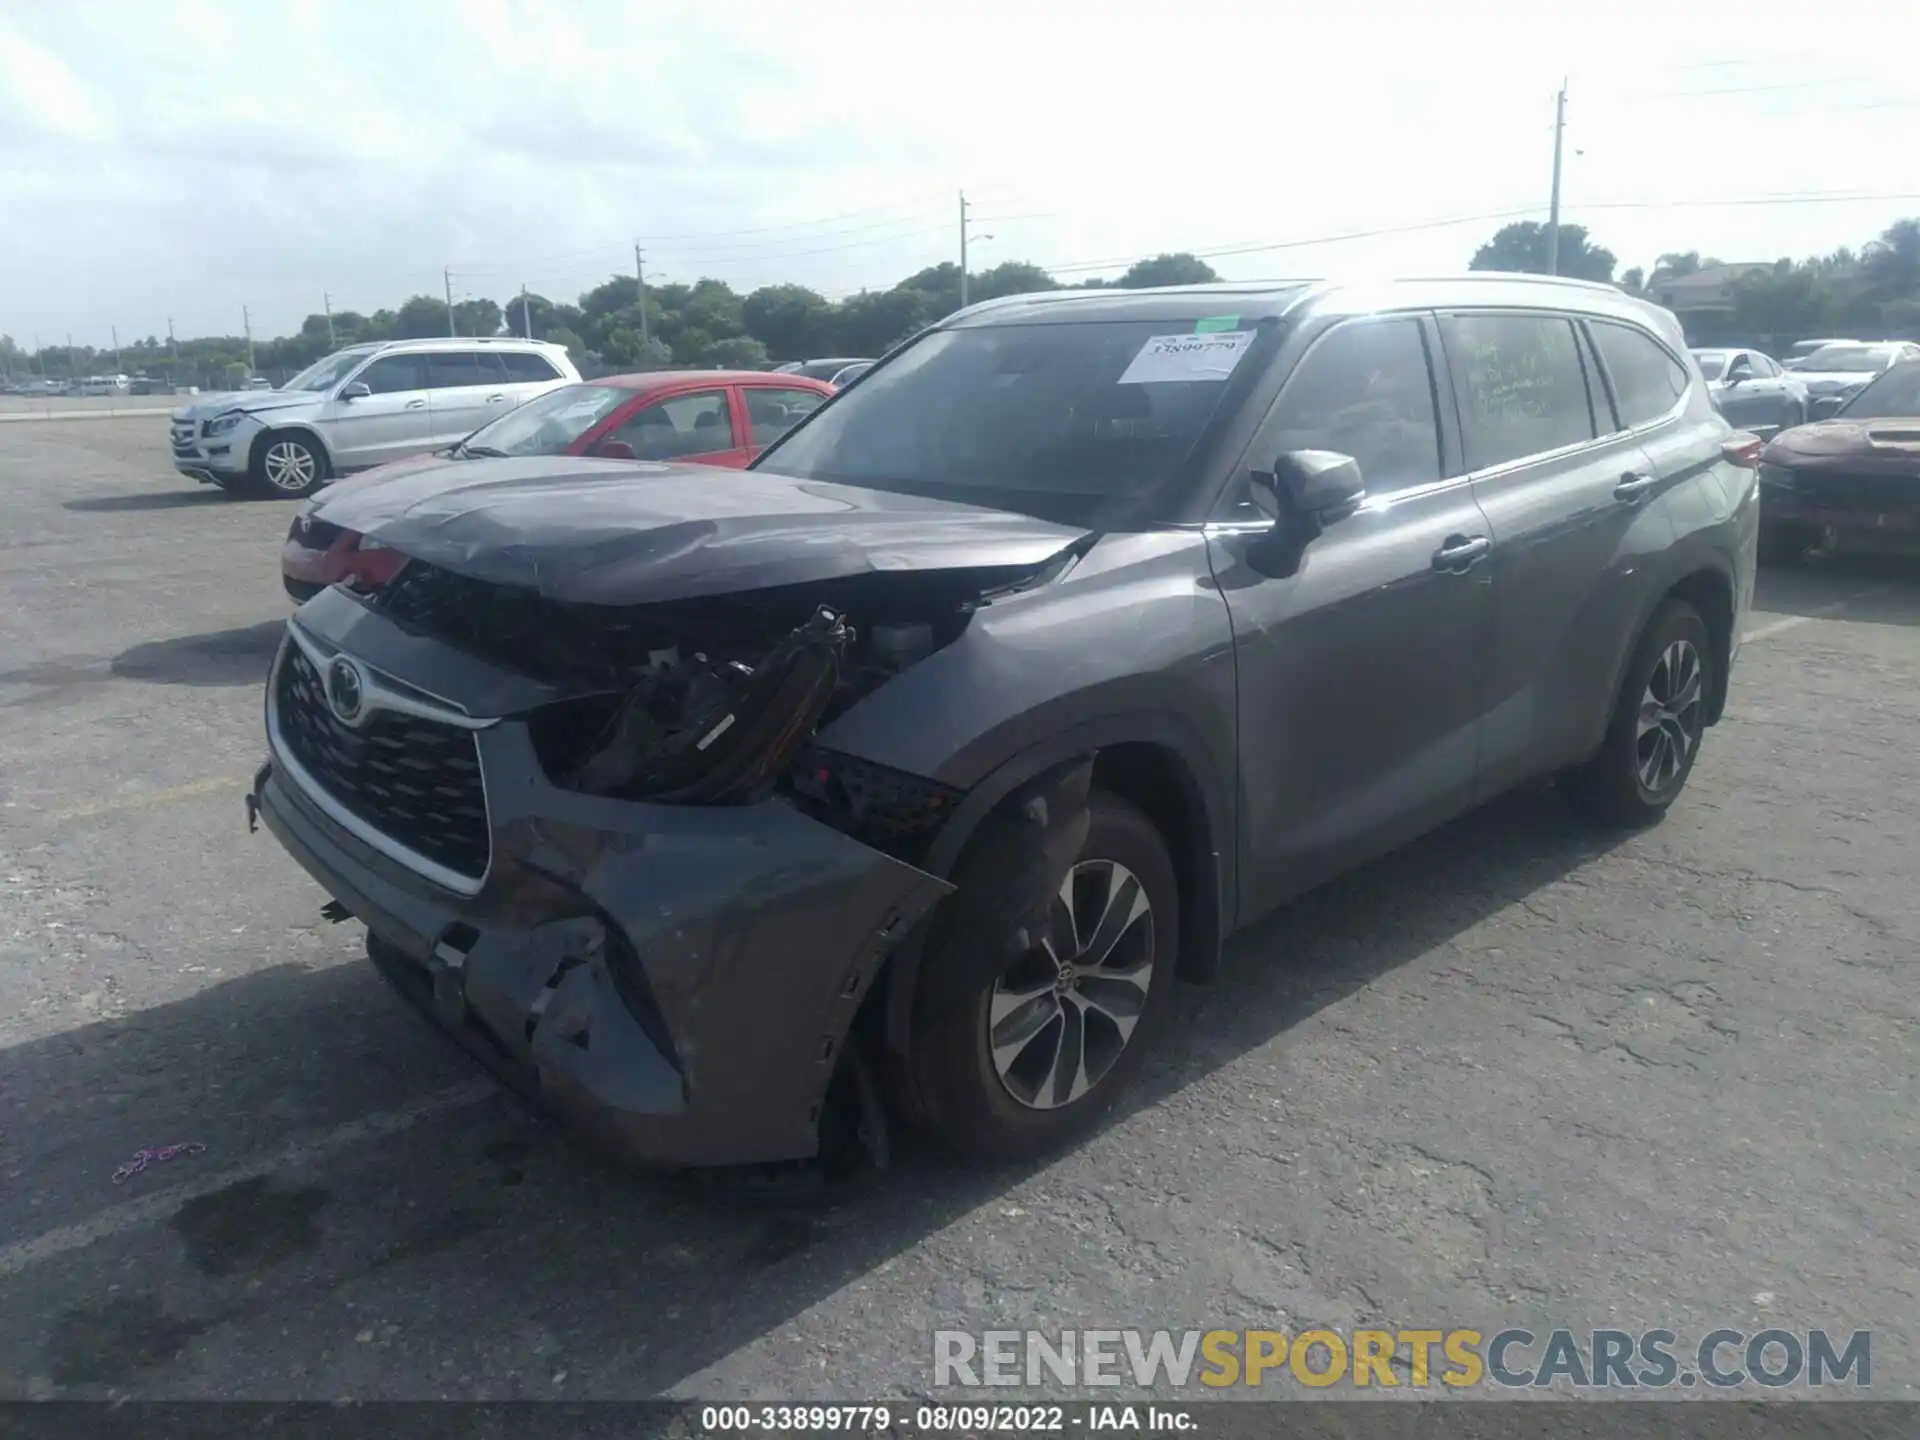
xmin=405 ymin=398 xmax=427 ymax=410
xmin=486 ymin=393 xmax=508 ymax=403
xmin=1432 ymin=534 xmax=1492 ymax=572
xmin=1614 ymin=471 xmax=1657 ymax=501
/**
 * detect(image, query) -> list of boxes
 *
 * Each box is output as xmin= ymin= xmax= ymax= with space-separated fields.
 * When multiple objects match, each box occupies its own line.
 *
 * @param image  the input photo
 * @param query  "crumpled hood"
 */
xmin=170 ymin=390 xmax=315 ymax=422
xmin=314 ymin=456 xmax=1090 ymax=604
xmin=310 ymin=450 xmax=455 ymax=508
xmin=1763 ymin=419 xmax=1920 ymax=473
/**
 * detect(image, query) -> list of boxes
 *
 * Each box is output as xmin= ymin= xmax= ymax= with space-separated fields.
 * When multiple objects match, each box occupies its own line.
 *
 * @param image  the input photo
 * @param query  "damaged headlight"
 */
xmin=205 ymin=411 xmax=247 ymax=436
xmin=560 ymin=606 xmax=852 ymax=805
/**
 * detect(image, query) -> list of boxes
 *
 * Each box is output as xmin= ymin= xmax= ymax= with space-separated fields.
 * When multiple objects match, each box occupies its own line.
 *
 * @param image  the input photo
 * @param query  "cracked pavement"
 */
xmin=1 ymin=419 xmax=1916 ymax=1401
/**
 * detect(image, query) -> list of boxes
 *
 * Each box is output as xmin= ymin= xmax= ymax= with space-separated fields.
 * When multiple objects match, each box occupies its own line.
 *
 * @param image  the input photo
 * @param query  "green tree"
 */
xmin=742 ymin=284 xmax=835 ymax=360
xmin=704 ymin=335 xmax=771 ymax=370
xmin=1469 ymin=222 xmax=1617 ymax=283
xmin=1116 ymin=253 xmax=1220 ymax=288
xmin=1620 ymin=266 xmax=1645 ymax=291
xmin=837 ymin=289 xmax=935 ymax=355
xmin=969 ymin=261 xmax=1059 ymax=303
xmin=1863 ymin=219 xmax=1920 ymax=298
xmin=452 ymin=298 xmax=503 ymax=338
xmin=392 ymin=295 xmax=450 ymax=339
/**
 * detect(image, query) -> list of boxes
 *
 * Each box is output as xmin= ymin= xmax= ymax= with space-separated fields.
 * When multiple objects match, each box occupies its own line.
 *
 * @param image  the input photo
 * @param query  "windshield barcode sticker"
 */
xmin=1117 ymin=330 xmax=1255 ymax=385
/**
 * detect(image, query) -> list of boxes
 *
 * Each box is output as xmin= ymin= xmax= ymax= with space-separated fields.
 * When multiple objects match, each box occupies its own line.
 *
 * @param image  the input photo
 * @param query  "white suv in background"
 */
xmin=168 ymin=338 xmax=579 ymax=497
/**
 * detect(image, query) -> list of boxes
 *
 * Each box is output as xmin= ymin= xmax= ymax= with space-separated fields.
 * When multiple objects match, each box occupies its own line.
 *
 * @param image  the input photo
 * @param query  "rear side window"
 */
xmin=609 ymin=390 xmax=735 ymax=460
xmin=1591 ymin=321 xmax=1689 ymax=428
xmin=1264 ymin=319 xmax=1442 ymax=496
xmin=744 ymin=386 xmax=827 ymax=446
xmin=1449 ymin=314 xmax=1596 ymax=469
xmin=502 ymin=351 xmax=561 ymax=382
xmin=426 ymin=352 xmax=509 ymax=388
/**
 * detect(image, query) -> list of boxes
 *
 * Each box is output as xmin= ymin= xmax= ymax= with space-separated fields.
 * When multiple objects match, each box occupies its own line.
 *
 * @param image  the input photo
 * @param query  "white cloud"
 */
xmin=2 ymin=0 xmax=1917 ymax=344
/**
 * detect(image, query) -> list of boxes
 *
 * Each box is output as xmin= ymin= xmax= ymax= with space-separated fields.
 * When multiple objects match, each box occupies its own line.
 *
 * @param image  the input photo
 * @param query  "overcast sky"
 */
xmin=4 ymin=0 xmax=1917 ymax=347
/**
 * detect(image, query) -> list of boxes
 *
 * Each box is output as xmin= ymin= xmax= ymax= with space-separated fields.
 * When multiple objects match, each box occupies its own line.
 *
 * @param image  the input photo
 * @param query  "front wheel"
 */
xmin=909 ymin=790 xmax=1178 ymax=1161
xmin=249 ymin=431 xmax=328 ymax=498
xmin=1558 ymin=598 xmax=1713 ymax=829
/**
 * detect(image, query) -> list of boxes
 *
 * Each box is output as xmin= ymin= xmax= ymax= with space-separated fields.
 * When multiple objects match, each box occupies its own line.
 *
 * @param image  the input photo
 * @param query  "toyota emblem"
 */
xmin=325 ymin=656 xmax=366 ymax=723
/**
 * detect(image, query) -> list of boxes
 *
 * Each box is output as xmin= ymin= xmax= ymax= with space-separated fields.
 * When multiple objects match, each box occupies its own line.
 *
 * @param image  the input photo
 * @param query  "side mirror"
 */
xmin=591 ymin=439 xmax=637 ymax=461
xmin=1724 ymin=365 xmax=1751 ymax=387
xmin=1809 ymin=395 xmax=1846 ymax=421
xmin=339 ymin=381 xmax=371 ymax=401
xmin=1252 ymin=449 xmax=1367 ymax=522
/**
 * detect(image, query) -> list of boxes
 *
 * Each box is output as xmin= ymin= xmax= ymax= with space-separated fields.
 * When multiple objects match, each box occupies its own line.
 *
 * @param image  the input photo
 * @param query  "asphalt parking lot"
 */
xmin=1 ymin=417 xmax=1916 ymax=1403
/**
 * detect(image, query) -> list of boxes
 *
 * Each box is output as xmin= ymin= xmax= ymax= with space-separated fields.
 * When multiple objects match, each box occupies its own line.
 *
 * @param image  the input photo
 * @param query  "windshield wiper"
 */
xmin=461 ymin=444 xmax=508 ymax=458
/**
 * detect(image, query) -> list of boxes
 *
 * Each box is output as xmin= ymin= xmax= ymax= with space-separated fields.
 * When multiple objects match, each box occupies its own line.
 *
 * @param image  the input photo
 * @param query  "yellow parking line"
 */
xmin=47 ymin=775 xmax=247 ymax=823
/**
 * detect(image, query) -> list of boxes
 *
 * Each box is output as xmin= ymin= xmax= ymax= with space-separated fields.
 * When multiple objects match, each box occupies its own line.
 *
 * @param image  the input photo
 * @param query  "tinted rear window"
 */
xmin=1591 ymin=321 xmax=1689 ymax=427
xmin=502 ymin=351 xmax=561 ymax=382
xmin=757 ymin=321 xmax=1264 ymax=525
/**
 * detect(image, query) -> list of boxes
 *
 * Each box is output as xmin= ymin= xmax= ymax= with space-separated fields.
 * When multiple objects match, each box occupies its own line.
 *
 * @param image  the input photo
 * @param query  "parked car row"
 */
xmin=281 ymin=367 xmax=833 ymax=599
xmin=247 ymin=272 xmax=1762 ymax=1173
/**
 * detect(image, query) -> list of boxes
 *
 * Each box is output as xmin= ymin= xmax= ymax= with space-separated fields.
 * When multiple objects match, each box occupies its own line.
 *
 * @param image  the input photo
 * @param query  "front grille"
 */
xmin=1778 ymin=468 xmax=1920 ymax=506
xmin=273 ymin=644 xmax=491 ymax=885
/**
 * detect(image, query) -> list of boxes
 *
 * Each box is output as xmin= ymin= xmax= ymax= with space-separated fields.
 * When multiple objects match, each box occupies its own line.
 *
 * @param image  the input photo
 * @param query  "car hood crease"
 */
xmin=313 ymin=457 xmax=1090 ymax=603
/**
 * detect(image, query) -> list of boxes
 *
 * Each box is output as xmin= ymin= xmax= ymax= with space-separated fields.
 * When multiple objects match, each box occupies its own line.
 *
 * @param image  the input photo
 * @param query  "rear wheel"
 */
xmin=249 ymin=431 xmax=328 ymax=498
xmin=909 ymin=791 xmax=1178 ymax=1161
xmin=1558 ymin=599 xmax=1713 ymax=829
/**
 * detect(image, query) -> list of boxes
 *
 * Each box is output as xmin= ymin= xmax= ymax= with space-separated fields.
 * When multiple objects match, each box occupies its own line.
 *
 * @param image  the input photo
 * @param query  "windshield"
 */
xmin=1692 ymin=351 xmax=1728 ymax=380
xmin=755 ymin=319 xmax=1264 ymax=526
xmin=1801 ymin=345 xmax=1892 ymax=374
xmin=282 ymin=349 xmax=376 ymax=393
xmin=462 ymin=383 xmax=628 ymax=455
xmin=1839 ymin=364 xmax=1920 ymax=420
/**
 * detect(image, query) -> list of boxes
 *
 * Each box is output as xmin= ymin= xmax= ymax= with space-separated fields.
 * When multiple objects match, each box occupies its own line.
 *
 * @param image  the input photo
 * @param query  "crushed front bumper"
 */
xmin=250 ymin=609 xmax=952 ymax=1168
xmin=1760 ymin=466 xmax=1920 ymax=549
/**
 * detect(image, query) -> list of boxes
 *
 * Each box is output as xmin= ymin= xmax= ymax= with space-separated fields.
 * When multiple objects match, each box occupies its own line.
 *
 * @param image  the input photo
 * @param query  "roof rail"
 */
xmin=1388 ymin=271 xmax=1628 ymax=297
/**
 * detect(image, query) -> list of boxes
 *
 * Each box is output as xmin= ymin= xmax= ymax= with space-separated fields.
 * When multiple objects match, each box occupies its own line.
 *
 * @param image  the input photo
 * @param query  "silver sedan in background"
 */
xmin=1692 ymin=348 xmax=1809 ymax=436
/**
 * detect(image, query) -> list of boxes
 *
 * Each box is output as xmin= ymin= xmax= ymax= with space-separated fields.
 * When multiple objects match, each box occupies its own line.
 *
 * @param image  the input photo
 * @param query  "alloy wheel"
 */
xmin=985 ymin=858 xmax=1156 ymax=1111
xmin=262 ymin=440 xmax=318 ymax=493
xmin=1636 ymin=638 xmax=1704 ymax=794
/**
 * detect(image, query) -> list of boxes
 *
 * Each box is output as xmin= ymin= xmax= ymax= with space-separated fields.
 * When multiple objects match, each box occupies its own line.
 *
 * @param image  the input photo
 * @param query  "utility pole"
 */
xmin=324 ymin=291 xmax=336 ymax=347
xmin=634 ymin=244 xmax=650 ymax=347
xmin=521 ymin=283 xmax=533 ymax=339
xmin=444 ymin=268 xmax=457 ymax=336
xmin=1546 ymin=80 xmax=1568 ymax=276
xmin=111 ymin=325 xmax=120 ymax=371
xmin=959 ymin=191 xmax=970 ymax=309
xmin=243 ymin=305 xmax=255 ymax=375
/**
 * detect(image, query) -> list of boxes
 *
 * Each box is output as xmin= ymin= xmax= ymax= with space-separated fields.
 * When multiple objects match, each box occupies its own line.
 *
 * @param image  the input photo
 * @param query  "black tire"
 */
xmin=248 ymin=430 xmax=328 ymax=499
xmin=1758 ymin=521 xmax=1818 ymax=568
xmin=1558 ymin=598 xmax=1713 ymax=829
xmin=909 ymin=790 xmax=1179 ymax=1161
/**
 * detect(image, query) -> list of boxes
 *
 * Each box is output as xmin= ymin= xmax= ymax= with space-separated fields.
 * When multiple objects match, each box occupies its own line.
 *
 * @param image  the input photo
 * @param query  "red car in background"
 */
xmin=282 ymin=369 xmax=833 ymax=601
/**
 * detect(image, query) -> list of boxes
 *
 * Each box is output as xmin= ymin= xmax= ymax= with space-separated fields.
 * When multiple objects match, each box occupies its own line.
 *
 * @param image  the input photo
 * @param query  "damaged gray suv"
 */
xmin=250 ymin=276 xmax=1760 ymax=1169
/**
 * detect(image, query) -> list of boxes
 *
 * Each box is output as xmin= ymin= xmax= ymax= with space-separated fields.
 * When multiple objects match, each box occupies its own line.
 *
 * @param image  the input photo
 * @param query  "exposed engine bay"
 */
xmin=360 ymin=555 xmax=1070 ymax=856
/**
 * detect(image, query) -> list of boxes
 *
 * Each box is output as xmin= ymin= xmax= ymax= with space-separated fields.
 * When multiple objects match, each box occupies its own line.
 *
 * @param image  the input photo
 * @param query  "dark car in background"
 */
xmin=1791 ymin=342 xmax=1920 ymax=415
xmin=281 ymin=369 xmax=832 ymax=601
xmin=250 ymin=275 xmax=1756 ymax=1173
xmin=775 ymin=356 xmax=876 ymax=381
xmin=1758 ymin=359 xmax=1920 ymax=563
